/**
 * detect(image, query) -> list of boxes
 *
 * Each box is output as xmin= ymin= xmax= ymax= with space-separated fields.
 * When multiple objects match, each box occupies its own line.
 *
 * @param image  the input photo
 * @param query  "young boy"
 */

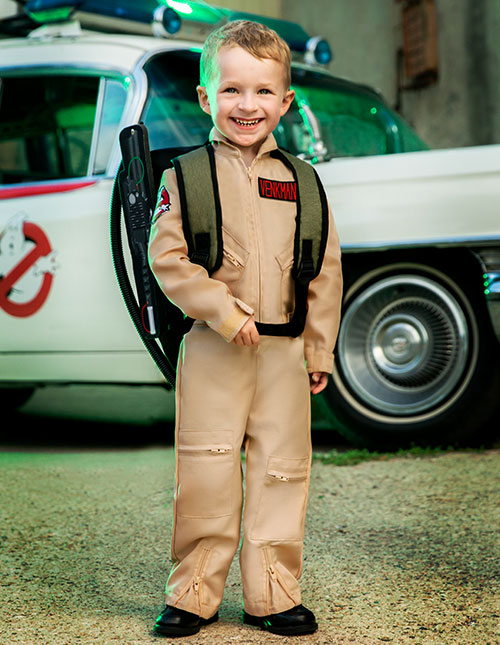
xmin=148 ymin=19 xmax=342 ymax=637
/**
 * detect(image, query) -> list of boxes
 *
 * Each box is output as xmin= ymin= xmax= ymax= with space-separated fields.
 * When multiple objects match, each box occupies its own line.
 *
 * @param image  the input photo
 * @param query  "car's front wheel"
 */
xmin=321 ymin=263 xmax=500 ymax=449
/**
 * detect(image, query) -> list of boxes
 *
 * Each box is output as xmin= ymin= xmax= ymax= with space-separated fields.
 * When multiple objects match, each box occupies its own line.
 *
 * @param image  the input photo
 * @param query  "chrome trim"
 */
xmin=338 ymin=274 xmax=469 ymax=415
xmin=87 ymin=76 xmax=106 ymax=177
xmin=105 ymin=66 xmax=148 ymax=178
xmin=333 ymin=265 xmax=479 ymax=424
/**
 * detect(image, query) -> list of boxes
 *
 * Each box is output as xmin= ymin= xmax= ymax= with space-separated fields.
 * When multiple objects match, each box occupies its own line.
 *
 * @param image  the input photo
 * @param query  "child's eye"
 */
xmin=224 ymin=87 xmax=238 ymax=94
xmin=258 ymin=88 xmax=272 ymax=95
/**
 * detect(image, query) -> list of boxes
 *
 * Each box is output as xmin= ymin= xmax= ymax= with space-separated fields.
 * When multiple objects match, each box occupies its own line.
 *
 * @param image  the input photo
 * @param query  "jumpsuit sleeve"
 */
xmin=303 ymin=204 xmax=343 ymax=374
xmin=148 ymin=168 xmax=254 ymax=342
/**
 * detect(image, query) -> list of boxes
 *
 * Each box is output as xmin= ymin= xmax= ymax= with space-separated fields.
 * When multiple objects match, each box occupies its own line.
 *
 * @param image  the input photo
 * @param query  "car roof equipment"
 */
xmin=4 ymin=0 xmax=332 ymax=65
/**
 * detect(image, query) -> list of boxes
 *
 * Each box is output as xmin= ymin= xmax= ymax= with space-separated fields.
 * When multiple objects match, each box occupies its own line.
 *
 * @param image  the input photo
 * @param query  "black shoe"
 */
xmin=154 ymin=605 xmax=218 ymax=637
xmin=242 ymin=604 xmax=318 ymax=635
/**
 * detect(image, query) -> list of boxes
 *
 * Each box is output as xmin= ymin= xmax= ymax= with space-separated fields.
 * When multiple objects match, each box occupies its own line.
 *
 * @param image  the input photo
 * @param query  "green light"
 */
xmin=162 ymin=0 xmax=222 ymax=23
xmin=165 ymin=0 xmax=192 ymax=15
xmin=485 ymin=289 xmax=490 ymax=295
xmin=123 ymin=76 xmax=131 ymax=87
xmin=26 ymin=6 xmax=73 ymax=22
xmin=483 ymin=273 xmax=488 ymax=279
xmin=484 ymin=281 xmax=490 ymax=287
xmin=370 ymin=107 xmax=378 ymax=115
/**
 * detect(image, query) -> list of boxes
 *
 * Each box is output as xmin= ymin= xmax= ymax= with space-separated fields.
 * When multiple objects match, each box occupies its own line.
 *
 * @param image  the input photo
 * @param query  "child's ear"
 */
xmin=197 ymin=86 xmax=211 ymax=115
xmin=280 ymin=88 xmax=295 ymax=117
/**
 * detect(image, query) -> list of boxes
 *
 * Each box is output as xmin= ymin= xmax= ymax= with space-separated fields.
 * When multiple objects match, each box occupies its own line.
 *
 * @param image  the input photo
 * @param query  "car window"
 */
xmin=290 ymin=68 xmax=428 ymax=158
xmin=141 ymin=50 xmax=318 ymax=158
xmin=141 ymin=50 xmax=212 ymax=151
xmin=140 ymin=50 xmax=427 ymax=159
xmin=0 ymin=74 xmax=101 ymax=184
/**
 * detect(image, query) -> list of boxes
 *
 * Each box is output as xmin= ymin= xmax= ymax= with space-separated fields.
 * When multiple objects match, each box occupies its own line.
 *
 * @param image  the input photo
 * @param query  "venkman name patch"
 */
xmin=258 ymin=177 xmax=297 ymax=202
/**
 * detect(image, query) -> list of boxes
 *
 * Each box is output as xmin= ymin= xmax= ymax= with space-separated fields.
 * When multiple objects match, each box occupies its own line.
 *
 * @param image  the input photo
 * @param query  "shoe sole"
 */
xmin=154 ymin=612 xmax=218 ymax=637
xmin=243 ymin=614 xmax=318 ymax=636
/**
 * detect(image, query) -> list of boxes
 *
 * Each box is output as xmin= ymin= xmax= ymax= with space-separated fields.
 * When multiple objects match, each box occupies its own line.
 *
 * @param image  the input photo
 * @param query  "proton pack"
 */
xmin=112 ymin=123 xmax=329 ymax=389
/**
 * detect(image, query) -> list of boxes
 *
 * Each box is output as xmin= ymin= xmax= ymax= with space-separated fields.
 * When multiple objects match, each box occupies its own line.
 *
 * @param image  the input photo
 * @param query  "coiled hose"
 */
xmin=109 ymin=169 xmax=176 ymax=389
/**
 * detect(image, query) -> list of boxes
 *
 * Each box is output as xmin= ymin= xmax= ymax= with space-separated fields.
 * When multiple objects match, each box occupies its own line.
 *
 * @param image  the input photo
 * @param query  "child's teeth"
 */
xmin=235 ymin=118 xmax=259 ymax=126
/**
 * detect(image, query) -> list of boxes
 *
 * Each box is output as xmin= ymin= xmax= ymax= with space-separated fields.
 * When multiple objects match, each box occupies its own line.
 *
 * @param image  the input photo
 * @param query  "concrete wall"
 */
xmin=284 ymin=0 xmax=500 ymax=150
xmin=394 ymin=0 xmax=500 ymax=149
xmin=282 ymin=0 xmax=398 ymax=105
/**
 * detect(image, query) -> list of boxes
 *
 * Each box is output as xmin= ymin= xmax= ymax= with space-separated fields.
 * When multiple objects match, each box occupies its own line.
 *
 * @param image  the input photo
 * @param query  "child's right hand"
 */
xmin=232 ymin=316 xmax=260 ymax=346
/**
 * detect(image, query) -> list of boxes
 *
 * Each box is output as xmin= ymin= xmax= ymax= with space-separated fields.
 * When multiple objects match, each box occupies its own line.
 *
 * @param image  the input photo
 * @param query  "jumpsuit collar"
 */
xmin=209 ymin=127 xmax=278 ymax=163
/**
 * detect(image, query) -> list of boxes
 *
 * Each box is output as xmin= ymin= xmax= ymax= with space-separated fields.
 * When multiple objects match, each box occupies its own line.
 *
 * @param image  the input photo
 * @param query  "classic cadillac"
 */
xmin=1 ymin=0 xmax=499 ymax=448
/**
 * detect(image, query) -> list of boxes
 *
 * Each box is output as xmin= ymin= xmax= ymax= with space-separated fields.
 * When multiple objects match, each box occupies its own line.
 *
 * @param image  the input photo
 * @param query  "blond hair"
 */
xmin=200 ymin=20 xmax=291 ymax=89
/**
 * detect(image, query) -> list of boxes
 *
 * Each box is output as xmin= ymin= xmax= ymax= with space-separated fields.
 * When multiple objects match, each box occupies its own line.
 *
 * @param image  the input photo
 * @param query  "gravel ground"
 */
xmin=1 ymin=446 xmax=499 ymax=644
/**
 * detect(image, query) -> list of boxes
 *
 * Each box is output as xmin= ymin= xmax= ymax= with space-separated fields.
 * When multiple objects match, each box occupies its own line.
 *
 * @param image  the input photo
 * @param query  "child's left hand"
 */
xmin=309 ymin=372 xmax=328 ymax=394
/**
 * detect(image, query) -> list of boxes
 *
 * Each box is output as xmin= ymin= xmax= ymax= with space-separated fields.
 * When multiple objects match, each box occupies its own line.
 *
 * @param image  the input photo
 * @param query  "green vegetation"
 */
xmin=312 ymin=444 xmax=488 ymax=467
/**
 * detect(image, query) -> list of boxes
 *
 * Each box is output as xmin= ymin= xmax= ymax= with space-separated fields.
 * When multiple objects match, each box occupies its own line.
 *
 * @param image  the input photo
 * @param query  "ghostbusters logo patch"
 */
xmin=258 ymin=177 xmax=297 ymax=202
xmin=153 ymin=185 xmax=171 ymax=222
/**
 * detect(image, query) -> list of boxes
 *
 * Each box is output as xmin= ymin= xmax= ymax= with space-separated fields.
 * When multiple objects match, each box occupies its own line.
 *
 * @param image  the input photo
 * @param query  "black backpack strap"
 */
xmin=255 ymin=149 xmax=329 ymax=337
xmin=271 ymin=148 xmax=329 ymax=283
xmin=172 ymin=143 xmax=223 ymax=273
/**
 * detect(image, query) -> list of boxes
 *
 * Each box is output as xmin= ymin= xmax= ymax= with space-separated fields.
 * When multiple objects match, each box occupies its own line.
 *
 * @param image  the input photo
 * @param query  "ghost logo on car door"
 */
xmin=0 ymin=213 xmax=58 ymax=317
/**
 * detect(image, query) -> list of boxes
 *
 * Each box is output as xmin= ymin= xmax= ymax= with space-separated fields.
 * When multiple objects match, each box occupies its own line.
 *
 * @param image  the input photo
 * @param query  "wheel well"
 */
xmin=342 ymin=247 xmax=480 ymax=283
xmin=340 ymin=246 xmax=489 ymax=319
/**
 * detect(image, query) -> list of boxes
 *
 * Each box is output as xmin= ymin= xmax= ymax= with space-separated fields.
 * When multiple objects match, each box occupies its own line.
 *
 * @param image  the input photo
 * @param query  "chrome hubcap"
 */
xmin=338 ymin=275 xmax=470 ymax=415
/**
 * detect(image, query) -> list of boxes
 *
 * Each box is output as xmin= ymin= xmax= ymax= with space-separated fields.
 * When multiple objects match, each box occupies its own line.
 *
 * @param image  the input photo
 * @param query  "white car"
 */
xmin=1 ymin=0 xmax=499 ymax=448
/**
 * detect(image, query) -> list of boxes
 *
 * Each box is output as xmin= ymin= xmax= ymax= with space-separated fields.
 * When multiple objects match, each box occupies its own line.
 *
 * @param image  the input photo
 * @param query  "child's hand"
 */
xmin=232 ymin=316 xmax=260 ymax=346
xmin=309 ymin=372 xmax=328 ymax=394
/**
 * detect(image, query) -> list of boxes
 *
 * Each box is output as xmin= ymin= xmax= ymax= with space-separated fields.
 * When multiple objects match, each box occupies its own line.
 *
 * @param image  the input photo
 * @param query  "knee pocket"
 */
xmin=251 ymin=456 xmax=310 ymax=541
xmin=177 ymin=430 xmax=234 ymax=518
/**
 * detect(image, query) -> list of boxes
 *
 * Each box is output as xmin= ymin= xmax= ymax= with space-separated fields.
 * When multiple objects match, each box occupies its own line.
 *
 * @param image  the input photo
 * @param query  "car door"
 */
xmin=0 ymin=69 xmax=144 ymax=382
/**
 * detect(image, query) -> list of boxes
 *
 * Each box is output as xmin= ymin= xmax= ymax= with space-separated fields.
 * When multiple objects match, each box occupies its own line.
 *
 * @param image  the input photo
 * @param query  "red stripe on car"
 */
xmin=0 ymin=180 xmax=97 ymax=200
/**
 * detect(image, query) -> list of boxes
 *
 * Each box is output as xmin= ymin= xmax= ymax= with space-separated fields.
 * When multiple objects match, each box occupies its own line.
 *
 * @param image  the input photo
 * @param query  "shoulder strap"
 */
xmin=172 ymin=143 xmax=223 ymax=273
xmin=271 ymin=148 xmax=329 ymax=284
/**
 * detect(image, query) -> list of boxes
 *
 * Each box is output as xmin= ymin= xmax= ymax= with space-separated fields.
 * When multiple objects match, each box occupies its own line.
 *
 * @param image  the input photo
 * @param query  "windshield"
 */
xmin=141 ymin=50 xmax=428 ymax=159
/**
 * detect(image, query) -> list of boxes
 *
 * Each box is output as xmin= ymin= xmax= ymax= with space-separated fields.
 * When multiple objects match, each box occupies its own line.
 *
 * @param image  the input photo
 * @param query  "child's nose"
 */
xmin=238 ymin=92 xmax=257 ymax=112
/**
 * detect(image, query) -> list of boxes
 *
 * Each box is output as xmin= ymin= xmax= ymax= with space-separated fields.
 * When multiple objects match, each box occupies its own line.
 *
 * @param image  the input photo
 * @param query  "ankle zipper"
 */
xmin=176 ymin=547 xmax=211 ymax=613
xmin=263 ymin=547 xmax=297 ymax=612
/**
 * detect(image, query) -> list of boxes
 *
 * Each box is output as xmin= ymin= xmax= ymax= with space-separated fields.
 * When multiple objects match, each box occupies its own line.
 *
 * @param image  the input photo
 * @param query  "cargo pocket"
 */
xmin=177 ymin=430 xmax=233 ymax=518
xmin=212 ymin=226 xmax=249 ymax=297
xmin=251 ymin=456 xmax=309 ymax=541
xmin=276 ymin=248 xmax=295 ymax=320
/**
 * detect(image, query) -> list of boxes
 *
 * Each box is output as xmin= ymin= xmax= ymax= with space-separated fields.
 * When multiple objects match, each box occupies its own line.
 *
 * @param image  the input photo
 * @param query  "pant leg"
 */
xmin=165 ymin=323 xmax=256 ymax=619
xmin=240 ymin=335 xmax=312 ymax=616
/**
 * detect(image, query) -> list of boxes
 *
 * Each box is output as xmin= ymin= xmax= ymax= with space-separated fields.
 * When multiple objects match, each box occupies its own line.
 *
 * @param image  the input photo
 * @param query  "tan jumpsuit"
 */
xmin=148 ymin=129 xmax=342 ymax=619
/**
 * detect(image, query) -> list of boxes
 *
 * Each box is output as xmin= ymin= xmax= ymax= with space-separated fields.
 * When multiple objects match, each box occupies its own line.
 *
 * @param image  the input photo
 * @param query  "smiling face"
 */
xmin=197 ymin=45 xmax=295 ymax=165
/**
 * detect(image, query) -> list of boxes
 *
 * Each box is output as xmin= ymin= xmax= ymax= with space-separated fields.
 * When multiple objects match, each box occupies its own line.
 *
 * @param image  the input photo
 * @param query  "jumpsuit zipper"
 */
xmin=246 ymin=163 xmax=263 ymax=321
xmin=263 ymin=546 xmax=297 ymax=613
xmin=267 ymin=470 xmax=307 ymax=483
xmin=178 ymin=445 xmax=232 ymax=454
xmin=175 ymin=546 xmax=212 ymax=614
